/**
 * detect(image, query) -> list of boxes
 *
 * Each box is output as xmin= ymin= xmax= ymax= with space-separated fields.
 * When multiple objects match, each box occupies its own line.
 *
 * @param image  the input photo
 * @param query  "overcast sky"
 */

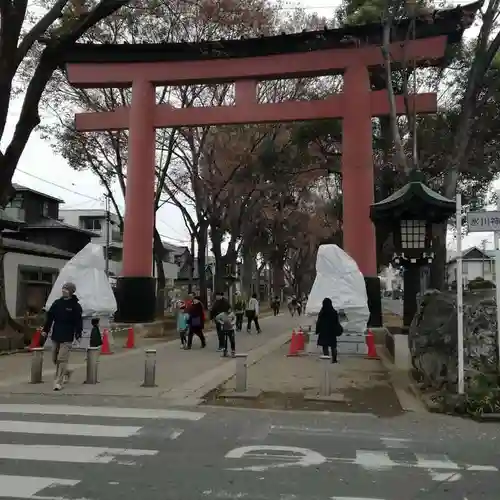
xmin=3 ymin=0 xmax=495 ymax=252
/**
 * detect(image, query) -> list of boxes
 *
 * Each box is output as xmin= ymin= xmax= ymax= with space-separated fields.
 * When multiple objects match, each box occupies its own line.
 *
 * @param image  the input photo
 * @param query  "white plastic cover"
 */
xmin=45 ymin=243 xmax=117 ymax=317
xmin=305 ymin=244 xmax=370 ymax=333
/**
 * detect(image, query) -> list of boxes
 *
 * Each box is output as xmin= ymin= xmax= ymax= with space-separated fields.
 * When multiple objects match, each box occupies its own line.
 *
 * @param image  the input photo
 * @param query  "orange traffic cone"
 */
xmin=365 ymin=329 xmax=379 ymax=359
xmin=287 ymin=330 xmax=300 ymax=357
xmin=297 ymin=328 xmax=305 ymax=351
xmin=29 ymin=328 xmax=42 ymax=349
xmin=124 ymin=327 xmax=135 ymax=349
xmin=101 ymin=329 xmax=113 ymax=355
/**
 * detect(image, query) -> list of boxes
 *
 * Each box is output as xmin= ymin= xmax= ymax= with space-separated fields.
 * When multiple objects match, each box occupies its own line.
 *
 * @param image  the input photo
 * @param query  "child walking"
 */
xmin=89 ymin=318 xmax=103 ymax=348
xmin=177 ymin=303 xmax=189 ymax=348
xmin=215 ymin=306 xmax=236 ymax=358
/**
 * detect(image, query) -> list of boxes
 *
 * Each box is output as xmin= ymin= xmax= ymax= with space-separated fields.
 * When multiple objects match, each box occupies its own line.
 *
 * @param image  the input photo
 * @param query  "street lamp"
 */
xmin=370 ymin=170 xmax=455 ymax=330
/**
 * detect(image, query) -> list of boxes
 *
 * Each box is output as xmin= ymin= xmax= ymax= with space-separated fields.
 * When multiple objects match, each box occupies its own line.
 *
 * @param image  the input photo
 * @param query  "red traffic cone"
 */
xmin=287 ymin=330 xmax=300 ymax=357
xmin=124 ymin=327 xmax=135 ymax=349
xmin=29 ymin=328 xmax=42 ymax=349
xmin=365 ymin=329 xmax=379 ymax=360
xmin=101 ymin=329 xmax=113 ymax=355
xmin=297 ymin=329 xmax=305 ymax=351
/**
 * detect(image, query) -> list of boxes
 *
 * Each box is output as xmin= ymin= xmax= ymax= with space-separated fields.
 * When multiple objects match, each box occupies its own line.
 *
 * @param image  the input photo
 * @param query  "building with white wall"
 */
xmin=446 ymin=246 xmax=494 ymax=287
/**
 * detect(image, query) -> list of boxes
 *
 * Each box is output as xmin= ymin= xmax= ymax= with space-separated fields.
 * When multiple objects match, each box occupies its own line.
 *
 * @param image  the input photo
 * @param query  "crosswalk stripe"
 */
xmin=0 ymin=444 xmax=157 ymax=463
xmin=0 ymin=404 xmax=205 ymax=421
xmin=0 ymin=420 xmax=142 ymax=438
xmin=0 ymin=474 xmax=79 ymax=499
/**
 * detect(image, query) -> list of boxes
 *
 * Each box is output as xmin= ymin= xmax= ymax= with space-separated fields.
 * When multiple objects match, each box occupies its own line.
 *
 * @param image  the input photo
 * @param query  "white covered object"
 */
xmin=46 ymin=243 xmax=117 ymax=317
xmin=44 ymin=243 xmax=117 ymax=350
xmin=305 ymin=244 xmax=369 ymax=333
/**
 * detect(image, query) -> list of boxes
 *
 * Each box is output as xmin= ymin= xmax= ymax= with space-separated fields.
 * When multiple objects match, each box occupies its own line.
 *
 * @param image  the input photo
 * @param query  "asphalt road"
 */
xmin=0 ymin=395 xmax=499 ymax=500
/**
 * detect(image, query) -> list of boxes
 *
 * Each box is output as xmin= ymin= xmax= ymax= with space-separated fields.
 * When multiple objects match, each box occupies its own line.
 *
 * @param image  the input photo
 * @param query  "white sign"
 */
xmin=466 ymin=211 xmax=500 ymax=232
xmin=225 ymin=445 xmax=326 ymax=471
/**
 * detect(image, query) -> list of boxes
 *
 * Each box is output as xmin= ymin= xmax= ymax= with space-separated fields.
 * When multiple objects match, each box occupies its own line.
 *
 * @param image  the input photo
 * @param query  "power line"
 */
xmin=15 ymin=168 xmax=190 ymax=244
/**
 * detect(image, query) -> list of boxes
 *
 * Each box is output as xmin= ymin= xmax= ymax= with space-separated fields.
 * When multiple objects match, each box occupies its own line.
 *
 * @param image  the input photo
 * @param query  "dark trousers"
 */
xmin=215 ymin=322 xmax=225 ymax=349
xmin=179 ymin=329 xmax=187 ymax=346
xmin=246 ymin=311 xmax=261 ymax=333
xmin=273 ymin=305 xmax=280 ymax=316
xmin=322 ymin=345 xmax=338 ymax=363
xmin=187 ymin=328 xmax=206 ymax=348
xmin=223 ymin=330 xmax=236 ymax=354
xmin=235 ymin=313 xmax=244 ymax=331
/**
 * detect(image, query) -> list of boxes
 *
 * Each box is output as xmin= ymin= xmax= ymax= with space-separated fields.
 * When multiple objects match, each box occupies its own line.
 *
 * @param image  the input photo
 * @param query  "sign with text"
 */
xmin=466 ymin=211 xmax=500 ymax=232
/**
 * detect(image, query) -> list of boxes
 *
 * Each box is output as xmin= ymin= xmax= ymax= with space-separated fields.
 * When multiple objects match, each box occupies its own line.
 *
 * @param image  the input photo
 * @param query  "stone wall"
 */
xmin=409 ymin=289 xmax=499 ymax=392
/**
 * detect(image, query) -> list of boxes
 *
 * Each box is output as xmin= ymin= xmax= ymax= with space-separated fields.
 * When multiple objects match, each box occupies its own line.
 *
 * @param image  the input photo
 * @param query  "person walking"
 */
xmin=233 ymin=292 xmax=245 ymax=332
xmin=216 ymin=306 xmax=236 ymax=358
xmin=42 ymin=282 xmax=83 ymax=391
xmin=246 ymin=293 xmax=261 ymax=333
xmin=210 ymin=291 xmax=230 ymax=351
xmin=271 ymin=295 xmax=280 ymax=316
xmin=185 ymin=296 xmax=206 ymax=349
xmin=315 ymin=297 xmax=343 ymax=363
xmin=176 ymin=302 xmax=189 ymax=348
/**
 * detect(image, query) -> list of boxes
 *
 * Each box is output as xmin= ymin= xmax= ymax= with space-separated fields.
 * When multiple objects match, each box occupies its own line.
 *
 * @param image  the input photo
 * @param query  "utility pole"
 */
xmin=104 ymin=193 xmax=110 ymax=277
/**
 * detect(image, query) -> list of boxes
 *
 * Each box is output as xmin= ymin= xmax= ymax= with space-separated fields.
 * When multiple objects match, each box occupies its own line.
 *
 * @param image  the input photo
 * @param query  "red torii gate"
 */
xmin=63 ymin=34 xmax=445 ymax=324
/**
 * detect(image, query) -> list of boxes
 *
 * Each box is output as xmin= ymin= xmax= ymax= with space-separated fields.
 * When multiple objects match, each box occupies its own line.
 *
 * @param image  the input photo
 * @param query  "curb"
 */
xmin=377 ymin=346 xmax=427 ymax=413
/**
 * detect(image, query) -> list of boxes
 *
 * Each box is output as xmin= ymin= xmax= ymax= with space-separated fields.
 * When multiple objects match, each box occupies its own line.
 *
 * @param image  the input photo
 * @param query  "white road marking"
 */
xmin=0 ymin=404 xmax=204 ymax=421
xmin=0 ymin=420 xmax=141 ymax=438
xmin=0 ymin=474 xmax=79 ymax=499
xmin=466 ymin=464 xmax=498 ymax=471
xmin=0 ymin=444 xmax=157 ymax=463
xmin=331 ymin=497 xmax=386 ymax=500
xmin=168 ymin=429 xmax=184 ymax=440
xmin=355 ymin=451 xmax=396 ymax=470
xmin=429 ymin=471 xmax=462 ymax=482
xmin=414 ymin=453 xmax=460 ymax=470
xmin=226 ymin=445 xmax=326 ymax=471
xmin=380 ymin=437 xmax=411 ymax=449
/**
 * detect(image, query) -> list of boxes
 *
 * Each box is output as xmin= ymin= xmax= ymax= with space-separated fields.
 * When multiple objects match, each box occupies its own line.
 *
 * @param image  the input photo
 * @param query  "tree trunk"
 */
xmin=188 ymin=233 xmax=196 ymax=294
xmin=429 ymin=223 xmax=447 ymax=290
xmin=241 ymin=242 xmax=254 ymax=299
xmin=153 ymin=228 xmax=166 ymax=318
xmin=210 ymin=225 xmax=225 ymax=294
xmin=197 ymin=221 xmax=208 ymax=306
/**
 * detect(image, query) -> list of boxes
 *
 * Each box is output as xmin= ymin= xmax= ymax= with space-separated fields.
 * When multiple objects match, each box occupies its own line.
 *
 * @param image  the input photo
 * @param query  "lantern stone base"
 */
xmin=365 ymin=276 xmax=382 ymax=327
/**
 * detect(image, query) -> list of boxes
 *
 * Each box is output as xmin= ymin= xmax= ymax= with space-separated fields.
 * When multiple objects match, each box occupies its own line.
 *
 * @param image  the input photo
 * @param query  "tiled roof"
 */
xmin=2 ymin=237 xmax=73 ymax=258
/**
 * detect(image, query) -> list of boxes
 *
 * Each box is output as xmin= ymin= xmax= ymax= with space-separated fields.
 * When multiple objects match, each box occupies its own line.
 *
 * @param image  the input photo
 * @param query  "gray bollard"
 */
xmin=319 ymin=355 xmax=332 ymax=396
xmin=234 ymin=353 xmax=248 ymax=393
xmin=30 ymin=348 xmax=44 ymax=384
xmin=142 ymin=349 xmax=157 ymax=387
xmin=85 ymin=347 xmax=100 ymax=384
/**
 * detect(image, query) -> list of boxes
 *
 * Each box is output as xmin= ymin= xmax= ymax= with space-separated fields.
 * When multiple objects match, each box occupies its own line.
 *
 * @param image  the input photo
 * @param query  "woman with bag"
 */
xmin=316 ymin=297 xmax=343 ymax=363
xmin=245 ymin=293 xmax=261 ymax=334
xmin=185 ymin=296 xmax=207 ymax=349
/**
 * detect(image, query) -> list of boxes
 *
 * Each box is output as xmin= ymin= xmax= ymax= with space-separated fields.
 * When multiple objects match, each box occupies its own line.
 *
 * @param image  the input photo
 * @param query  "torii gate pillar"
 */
xmin=343 ymin=64 xmax=381 ymax=327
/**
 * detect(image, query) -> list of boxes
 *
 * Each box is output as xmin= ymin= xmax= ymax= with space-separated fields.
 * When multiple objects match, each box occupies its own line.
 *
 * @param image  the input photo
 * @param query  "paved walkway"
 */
xmin=0 ymin=313 xmax=301 ymax=405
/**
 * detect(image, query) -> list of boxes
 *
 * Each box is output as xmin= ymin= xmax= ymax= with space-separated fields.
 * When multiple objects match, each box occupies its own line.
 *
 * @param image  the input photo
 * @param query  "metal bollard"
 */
xmin=142 ymin=349 xmax=157 ymax=387
xmin=234 ymin=353 xmax=248 ymax=393
xmin=85 ymin=347 xmax=100 ymax=384
xmin=319 ymin=355 xmax=332 ymax=396
xmin=30 ymin=348 xmax=44 ymax=384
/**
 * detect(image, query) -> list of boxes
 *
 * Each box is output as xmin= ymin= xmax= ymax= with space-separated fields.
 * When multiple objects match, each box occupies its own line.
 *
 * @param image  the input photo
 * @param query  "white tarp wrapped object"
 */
xmin=305 ymin=244 xmax=369 ymax=333
xmin=44 ymin=243 xmax=117 ymax=350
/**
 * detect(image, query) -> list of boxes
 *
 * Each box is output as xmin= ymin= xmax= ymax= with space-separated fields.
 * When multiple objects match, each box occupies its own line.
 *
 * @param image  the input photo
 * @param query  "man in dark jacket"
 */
xmin=42 ymin=282 xmax=83 ymax=390
xmin=210 ymin=292 xmax=230 ymax=351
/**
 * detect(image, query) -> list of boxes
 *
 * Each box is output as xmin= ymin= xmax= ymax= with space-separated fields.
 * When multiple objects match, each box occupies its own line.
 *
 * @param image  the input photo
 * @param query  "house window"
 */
xmin=483 ymin=261 xmax=492 ymax=274
xmin=7 ymin=194 xmax=23 ymax=209
xmin=462 ymin=262 xmax=468 ymax=275
xmin=17 ymin=266 xmax=58 ymax=317
xmin=80 ymin=217 xmax=102 ymax=231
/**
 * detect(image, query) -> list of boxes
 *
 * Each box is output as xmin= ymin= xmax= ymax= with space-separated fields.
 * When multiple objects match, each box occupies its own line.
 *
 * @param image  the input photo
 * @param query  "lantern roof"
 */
xmin=57 ymin=2 xmax=481 ymax=64
xmin=370 ymin=170 xmax=455 ymax=223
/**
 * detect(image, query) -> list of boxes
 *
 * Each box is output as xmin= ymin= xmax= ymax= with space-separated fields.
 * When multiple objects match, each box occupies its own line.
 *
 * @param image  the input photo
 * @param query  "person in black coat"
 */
xmin=42 ymin=282 xmax=83 ymax=390
xmin=186 ymin=296 xmax=207 ymax=350
xmin=210 ymin=292 xmax=230 ymax=351
xmin=316 ymin=297 xmax=343 ymax=363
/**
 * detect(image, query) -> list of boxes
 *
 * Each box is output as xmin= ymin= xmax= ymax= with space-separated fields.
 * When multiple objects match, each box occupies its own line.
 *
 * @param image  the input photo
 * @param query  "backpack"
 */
xmin=222 ymin=315 xmax=233 ymax=331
